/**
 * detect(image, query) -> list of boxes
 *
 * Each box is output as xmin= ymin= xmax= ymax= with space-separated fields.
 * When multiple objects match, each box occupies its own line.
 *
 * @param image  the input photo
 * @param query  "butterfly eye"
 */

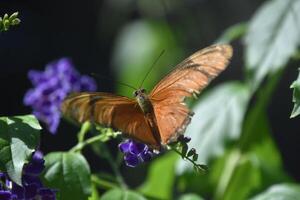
xmin=133 ymin=91 xmax=138 ymax=97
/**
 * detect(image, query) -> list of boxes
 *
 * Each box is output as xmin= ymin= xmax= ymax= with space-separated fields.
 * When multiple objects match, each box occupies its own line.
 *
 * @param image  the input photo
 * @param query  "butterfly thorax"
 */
xmin=134 ymin=88 xmax=153 ymax=114
xmin=134 ymin=88 xmax=162 ymax=148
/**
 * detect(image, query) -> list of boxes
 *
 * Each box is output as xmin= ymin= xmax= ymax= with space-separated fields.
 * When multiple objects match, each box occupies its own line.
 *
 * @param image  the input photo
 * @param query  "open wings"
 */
xmin=61 ymin=92 xmax=158 ymax=146
xmin=150 ymin=44 xmax=233 ymax=144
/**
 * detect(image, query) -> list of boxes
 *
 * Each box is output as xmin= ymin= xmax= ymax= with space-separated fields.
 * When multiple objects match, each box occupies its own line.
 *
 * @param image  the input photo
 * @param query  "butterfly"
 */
xmin=61 ymin=44 xmax=233 ymax=149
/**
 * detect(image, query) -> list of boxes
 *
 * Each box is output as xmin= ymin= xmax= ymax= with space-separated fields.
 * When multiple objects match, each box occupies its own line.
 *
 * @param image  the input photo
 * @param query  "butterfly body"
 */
xmin=62 ymin=44 xmax=233 ymax=150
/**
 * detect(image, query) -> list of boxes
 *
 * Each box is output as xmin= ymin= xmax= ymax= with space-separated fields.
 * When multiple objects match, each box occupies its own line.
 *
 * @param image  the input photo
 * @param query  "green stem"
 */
xmin=215 ymin=68 xmax=284 ymax=198
xmin=77 ymin=121 xmax=91 ymax=143
xmin=70 ymin=133 xmax=109 ymax=153
xmin=239 ymin=68 xmax=284 ymax=151
xmin=171 ymin=146 xmax=206 ymax=173
xmin=214 ymin=150 xmax=241 ymax=200
xmin=91 ymin=175 xmax=118 ymax=190
xmin=102 ymin=143 xmax=128 ymax=189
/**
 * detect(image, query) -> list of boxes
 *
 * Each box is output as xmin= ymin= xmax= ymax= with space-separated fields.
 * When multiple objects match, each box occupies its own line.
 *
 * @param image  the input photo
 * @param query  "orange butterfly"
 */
xmin=61 ymin=44 xmax=233 ymax=149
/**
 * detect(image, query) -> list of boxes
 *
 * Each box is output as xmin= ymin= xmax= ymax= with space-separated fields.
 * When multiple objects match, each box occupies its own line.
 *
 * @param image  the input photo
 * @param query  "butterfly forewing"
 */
xmin=150 ymin=44 xmax=233 ymax=144
xmin=61 ymin=92 xmax=158 ymax=146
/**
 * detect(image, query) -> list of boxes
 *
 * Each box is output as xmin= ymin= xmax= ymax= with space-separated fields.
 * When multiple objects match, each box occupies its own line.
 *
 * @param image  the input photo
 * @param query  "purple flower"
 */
xmin=24 ymin=58 xmax=97 ymax=134
xmin=119 ymin=140 xmax=154 ymax=167
xmin=0 ymin=151 xmax=57 ymax=200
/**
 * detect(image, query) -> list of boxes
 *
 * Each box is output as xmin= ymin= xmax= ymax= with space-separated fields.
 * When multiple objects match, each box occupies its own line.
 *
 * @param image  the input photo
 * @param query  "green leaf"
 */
xmin=0 ymin=115 xmax=41 ymax=185
xmin=177 ymin=82 xmax=250 ymax=173
xmin=138 ymin=152 xmax=178 ymax=200
xmin=178 ymin=194 xmax=204 ymax=200
xmin=43 ymin=152 xmax=92 ymax=200
xmin=250 ymin=184 xmax=300 ymax=200
xmin=290 ymin=68 xmax=300 ymax=118
xmin=213 ymin=150 xmax=261 ymax=200
xmin=217 ymin=23 xmax=248 ymax=43
xmin=112 ymin=20 xmax=182 ymax=97
xmin=212 ymin=111 xmax=289 ymax=200
xmin=101 ymin=189 xmax=146 ymax=200
xmin=244 ymin=0 xmax=300 ymax=88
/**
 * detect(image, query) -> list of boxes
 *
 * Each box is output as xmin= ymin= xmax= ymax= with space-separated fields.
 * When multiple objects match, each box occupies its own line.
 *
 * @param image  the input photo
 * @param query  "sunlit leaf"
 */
xmin=290 ymin=68 xmax=300 ymax=118
xmin=43 ymin=152 xmax=92 ymax=200
xmin=250 ymin=184 xmax=300 ymax=200
xmin=0 ymin=115 xmax=41 ymax=185
xmin=101 ymin=188 xmax=146 ymax=200
xmin=177 ymin=82 xmax=250 ymax=173
xmin=212 ymin=149 xmax=261 ymax=200
xmin=244 ymin=0 xmax=300 ymax=88
xmin=138 ymin=152 xmax=177 ymax=200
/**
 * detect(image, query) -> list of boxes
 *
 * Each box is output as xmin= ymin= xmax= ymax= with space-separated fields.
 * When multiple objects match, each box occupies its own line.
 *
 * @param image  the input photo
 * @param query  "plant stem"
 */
xmin=102 ymin=143 xmax=128 ymax=189
xmin=239 ymin=68 xmax=284 ymax=151
xmin=171 ymin=146 xmax=206 ymax=173
xmin=70 ymin=133 xmax=109 ymax=153
xmin=77 ymin=121 xmax=91 ymax=143
xmin=215 ymin=68 xmax=284 ymax=198
xmin=91 ymin=175 xmax=118 ymax=190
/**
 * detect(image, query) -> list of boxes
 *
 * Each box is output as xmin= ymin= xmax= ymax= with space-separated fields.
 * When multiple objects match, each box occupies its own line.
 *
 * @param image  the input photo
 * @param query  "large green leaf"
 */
xmin=244 ymin=0 xmax=300 ymax=88
xmin=112 ymin=20 xmax=182 ymax=97
xmin=0 ymin=115 xmax=41 ymax=185
xmin=290 ymin=68 xmax=300 ymax=118
xmin=101 ymin=188 xmax=146 ymax=200
xmin=250 ymin=184 xmax=300 ymax=200
xmin=43 ymin=152 xmax=92 ymax=200
xmin=212 ymin=149 xmax=261 ymax=200
xmin=177 ymin=82 xmax=250 ymax=173
xmin=138 ymin=152 xmax=178 ymax=200
xmin=212 ymin=111 xmax=288 ymax=200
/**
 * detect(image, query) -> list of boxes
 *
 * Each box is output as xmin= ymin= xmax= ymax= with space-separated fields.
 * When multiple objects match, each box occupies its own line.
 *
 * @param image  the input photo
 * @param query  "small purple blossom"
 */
xmin=24 ymin=58 xmax=97 ymax=134
xmin=0 ymin=151 xmax=56 ymax=200
xmin=119 ymin=140 xmax=154 ymax=167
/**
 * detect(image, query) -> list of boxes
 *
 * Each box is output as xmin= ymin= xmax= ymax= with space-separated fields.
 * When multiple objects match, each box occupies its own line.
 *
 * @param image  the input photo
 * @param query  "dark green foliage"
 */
xmin=0 ymin=115 xmax=40 ymax=185
xmin=290 ymin=69 xmax=300 ymax=118
xmin=43 ymin=152 xmax=92 ymax=200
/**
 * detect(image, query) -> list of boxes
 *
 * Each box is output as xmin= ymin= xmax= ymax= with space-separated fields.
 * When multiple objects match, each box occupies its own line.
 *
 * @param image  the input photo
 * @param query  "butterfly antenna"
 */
xmin=90 ymin=73 xmax=137 ymax=91
xmin=138 ymin=50 xmax=165 ymax=89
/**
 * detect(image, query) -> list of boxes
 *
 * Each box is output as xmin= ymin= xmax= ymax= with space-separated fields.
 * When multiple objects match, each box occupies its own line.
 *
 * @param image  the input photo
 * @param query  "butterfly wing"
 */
xmin=61 ymin=92 xmax=158 ymax=146
xmin=150 ymin=44 xmax=233 ymax=144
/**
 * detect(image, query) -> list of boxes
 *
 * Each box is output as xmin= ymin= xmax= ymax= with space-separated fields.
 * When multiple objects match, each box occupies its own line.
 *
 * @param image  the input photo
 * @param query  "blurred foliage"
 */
xmin=138 ymin=152 xmax=177 ymax=199
xmin=244 ymin=0 xmax=300 ymax=90
xmin=0 ymin=12 xmax=20 ymax=32
xmin=250 ymin=184 xmax=300 ymax=200
xmin=112 ymin=20 xmax=183 ymax=96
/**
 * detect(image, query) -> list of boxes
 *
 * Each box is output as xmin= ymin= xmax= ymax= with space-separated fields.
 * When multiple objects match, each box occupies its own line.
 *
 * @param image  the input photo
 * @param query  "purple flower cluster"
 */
xmin=0 ymin=151 xmax=56 ymax=200
xmin=24 ymin=58 xmax=97 ymax=134
xmin=119 ymin=140 xmax=154 ymax=167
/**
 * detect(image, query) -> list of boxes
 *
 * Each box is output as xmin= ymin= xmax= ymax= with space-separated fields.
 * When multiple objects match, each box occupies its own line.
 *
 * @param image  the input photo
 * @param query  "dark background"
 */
xmin=1 ymin=0 xmax=299 ymax=183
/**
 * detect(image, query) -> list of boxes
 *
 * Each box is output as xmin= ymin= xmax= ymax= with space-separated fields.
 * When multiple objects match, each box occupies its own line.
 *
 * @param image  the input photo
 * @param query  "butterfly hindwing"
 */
xmin=61 ymin=92 xmax=158 ymax=146
xmin=150 ymin=44 xmax=233 ymax=144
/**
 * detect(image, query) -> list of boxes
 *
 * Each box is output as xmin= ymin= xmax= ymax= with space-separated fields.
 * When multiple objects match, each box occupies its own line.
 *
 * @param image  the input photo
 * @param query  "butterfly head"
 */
xmin=133 ymin=88 xmax=146 ymax=97
xmin=134 ymin=88 xmax=153 ymax=114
